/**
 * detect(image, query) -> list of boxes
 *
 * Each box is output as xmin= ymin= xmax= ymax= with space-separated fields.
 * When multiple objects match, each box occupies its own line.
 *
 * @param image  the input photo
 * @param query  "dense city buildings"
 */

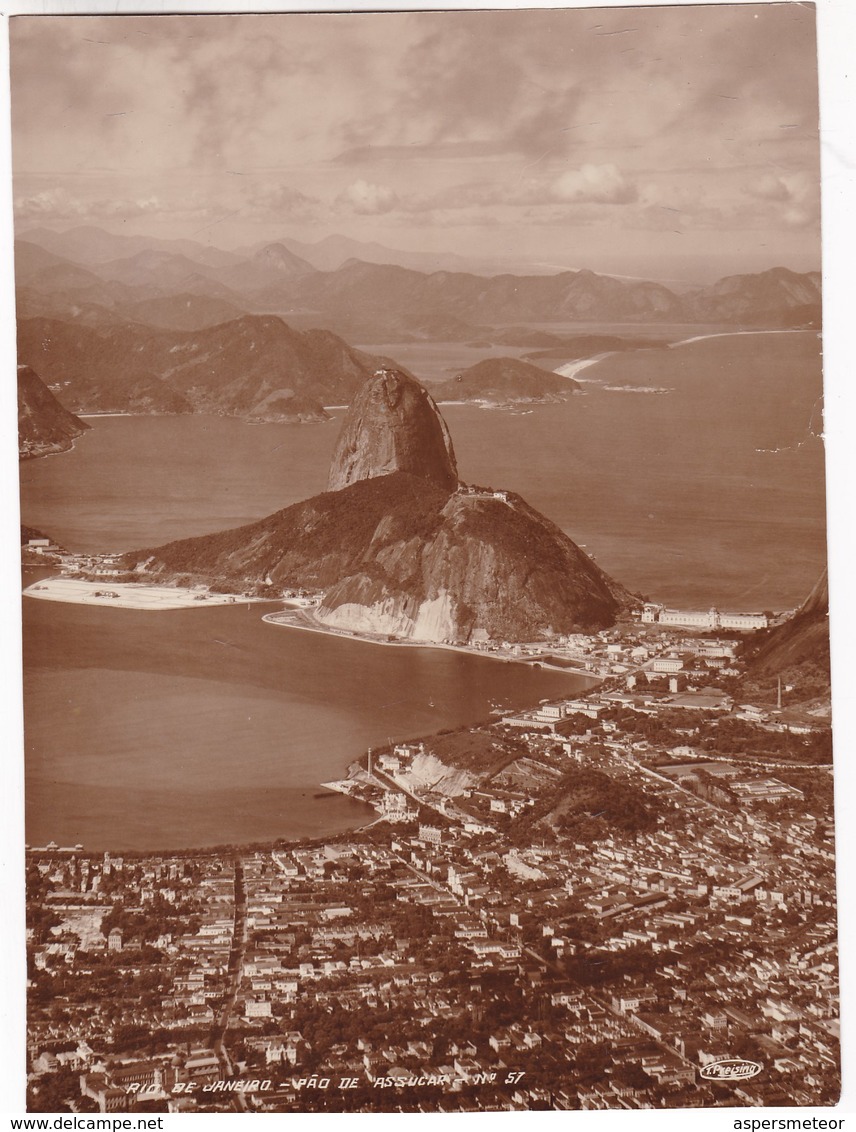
xmin=26 ymin=622 xmax=838 ymax=1113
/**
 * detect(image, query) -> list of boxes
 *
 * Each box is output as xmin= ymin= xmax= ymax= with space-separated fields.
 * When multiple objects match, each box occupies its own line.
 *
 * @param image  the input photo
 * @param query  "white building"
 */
xmin=642 ymin=603 xmax=767 ymax=631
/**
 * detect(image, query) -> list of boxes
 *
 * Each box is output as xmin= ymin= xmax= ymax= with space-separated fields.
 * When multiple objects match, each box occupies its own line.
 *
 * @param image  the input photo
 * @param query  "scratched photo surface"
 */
xmin=12 ymin=4 xmax=836 ymax=1114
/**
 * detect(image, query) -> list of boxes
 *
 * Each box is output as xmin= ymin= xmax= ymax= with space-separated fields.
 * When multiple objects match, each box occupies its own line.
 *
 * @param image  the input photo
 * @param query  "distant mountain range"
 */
xmin=18 ymin=225 xmax=243 ymax=269
xmin=682 ymin=267 xmax=822 ymax=326
xmin=22 ymin=224 xmax=498 ymax=275
xmin=13 ymin=225 xmax=821 ymax=424
xmin=15 ymin=236 xmax=312 ymax=318
xmin=248 ymin=232 xmax=520 ymax=277
xmin=17 ymin=225 xmax=821 ymax=337
xmin=260 ymin=261 xmax=820 ymax=341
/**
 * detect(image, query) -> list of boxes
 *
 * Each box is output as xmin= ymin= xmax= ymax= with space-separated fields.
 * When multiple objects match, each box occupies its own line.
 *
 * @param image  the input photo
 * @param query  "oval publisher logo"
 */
xmin=700 ymin=1058 xmax=763 ymax=1082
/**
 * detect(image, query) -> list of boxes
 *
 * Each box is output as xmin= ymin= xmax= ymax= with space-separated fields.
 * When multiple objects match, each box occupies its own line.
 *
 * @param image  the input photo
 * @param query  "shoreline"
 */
xmin=552 ymin=327 xmax=805 ymax=385
xmin=554 ymin=353 xmax=613 ymax=382
xmin=19 ymin=431 xmax=86 ymax=461
xmin=22 ymin=574 xmax=602 ymax=676
xmin=261 ymin=607 xmax=602 ymax=679
xmin=24 ymin=597 xmax=597 ymax=855
xmin=668 ymin=327 xmax=804 ymax=350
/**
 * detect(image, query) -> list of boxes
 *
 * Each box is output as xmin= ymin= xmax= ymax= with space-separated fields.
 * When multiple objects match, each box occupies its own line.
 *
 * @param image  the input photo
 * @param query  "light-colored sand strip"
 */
xmin=554 ymin=328 xmax=806 ymax=385
xmin=554 ymin=354 xmax=613 ymax=381
xmin=668 ymin=328 xmax=803 ymax=349
xmin=23 ymin=577 xmax=264 ymax=611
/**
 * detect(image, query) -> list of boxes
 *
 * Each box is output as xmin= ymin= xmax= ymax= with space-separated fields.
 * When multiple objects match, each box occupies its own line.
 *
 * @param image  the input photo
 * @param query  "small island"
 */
xmin=431 ymin=356 xmax=581 ymax=406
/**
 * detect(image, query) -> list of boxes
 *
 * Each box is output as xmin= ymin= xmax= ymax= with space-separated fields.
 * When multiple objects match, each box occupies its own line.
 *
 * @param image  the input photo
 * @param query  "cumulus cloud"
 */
xmin=551 ymin=164 xmax=638 ymax=205
xmin=14 ymin=187 xmax=168 ymax=221
xmin=246 ymin=183 xmax=321 ymax=221
xmin=749 ymin=171 xmax=815 ymax=203
xmin=8 ymin=9 xmax=820 ymax=263
xmin=340 ymin=179 xmax=399 ymax=215
xmin=14 ymin=188 xmax=86 ymax=220
xmin=746 ymin=170 xmax=818 ymax=229
xmin=750 ymin=174 xmax=793 ymax=203
xmin=414 ymin=166 xmax=641 ymax=214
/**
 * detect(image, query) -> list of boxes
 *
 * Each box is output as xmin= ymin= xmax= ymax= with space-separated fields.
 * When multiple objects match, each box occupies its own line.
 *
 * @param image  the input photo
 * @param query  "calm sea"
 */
xmin=19 ymin=329 xmax=826 ymax=850
xmin=23 ymin=592 xmax=583 ymax=851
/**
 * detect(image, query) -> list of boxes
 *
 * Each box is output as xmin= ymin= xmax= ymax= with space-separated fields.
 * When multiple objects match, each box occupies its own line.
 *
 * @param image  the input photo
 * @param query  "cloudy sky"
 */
xmin=9 ymin=4 xmax=821 ymax=279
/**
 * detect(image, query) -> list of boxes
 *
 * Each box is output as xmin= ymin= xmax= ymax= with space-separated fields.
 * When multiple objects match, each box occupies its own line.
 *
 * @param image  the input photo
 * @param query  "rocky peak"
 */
xmin=18 ymin=364 xmax=90 ymax=458
xmin=328 ymin=368 xmax=458 ymax=492
xmin=252 ymin=242 xmax=314 ymax=275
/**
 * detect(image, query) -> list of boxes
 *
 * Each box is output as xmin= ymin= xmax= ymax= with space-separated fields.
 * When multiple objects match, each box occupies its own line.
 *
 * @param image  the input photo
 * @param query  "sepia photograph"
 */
xmin=4 ymin=0 xmax=850 ymax=1116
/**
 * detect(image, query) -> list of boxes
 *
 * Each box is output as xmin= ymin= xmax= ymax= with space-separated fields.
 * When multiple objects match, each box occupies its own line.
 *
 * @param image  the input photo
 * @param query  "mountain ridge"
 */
xmin=17 ymin=227 xmax=821 ymax=337
xmin=739 ymin=570 xmax=830 ymax=710
xmin=246 ymin=259 xmax=821 ymax=340
xmin=16 ymin=314 xmax=409 ymax=422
